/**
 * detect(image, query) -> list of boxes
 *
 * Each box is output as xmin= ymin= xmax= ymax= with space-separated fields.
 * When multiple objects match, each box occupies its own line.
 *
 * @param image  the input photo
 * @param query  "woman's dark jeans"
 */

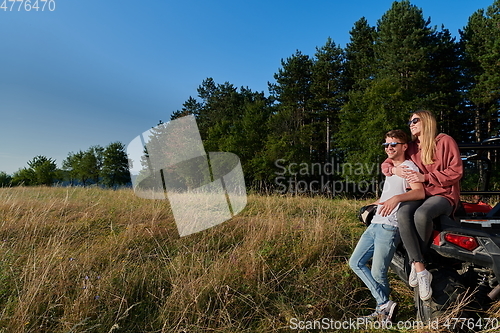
xmin=397 ymin=196 xmax=453 ymax=263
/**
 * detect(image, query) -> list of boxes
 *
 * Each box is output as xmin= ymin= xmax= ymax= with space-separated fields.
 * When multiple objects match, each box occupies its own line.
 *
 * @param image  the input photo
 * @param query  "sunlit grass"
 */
xmin=0 ymin=186 xmax=450 ymax=332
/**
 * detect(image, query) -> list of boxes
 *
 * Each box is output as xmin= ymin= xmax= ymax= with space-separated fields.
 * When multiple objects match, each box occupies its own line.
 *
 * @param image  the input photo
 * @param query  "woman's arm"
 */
xmin=381 ymin=158 xmax=394 ymax=176
xmin=425 ymin=135 xmax=463 ymax=187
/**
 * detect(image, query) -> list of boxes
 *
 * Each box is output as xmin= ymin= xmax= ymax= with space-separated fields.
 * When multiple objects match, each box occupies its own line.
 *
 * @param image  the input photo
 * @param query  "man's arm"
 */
xmin=378 ymin=182 xmax=425 ymax=217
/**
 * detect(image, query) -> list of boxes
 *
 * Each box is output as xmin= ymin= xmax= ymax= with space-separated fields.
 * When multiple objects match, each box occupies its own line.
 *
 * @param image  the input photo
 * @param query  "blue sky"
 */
xmin=0 ymin=0 xmax=494 ymax=175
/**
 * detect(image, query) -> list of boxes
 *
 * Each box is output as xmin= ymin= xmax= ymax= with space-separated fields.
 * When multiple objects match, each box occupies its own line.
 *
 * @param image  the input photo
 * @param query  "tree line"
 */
xmin=0 ymin=142 xmax=130 ymax=188
xmin=171 ymin=0 xmax=500 ymax=194
xmin=2 ymin=0 xmax=499 ymax=194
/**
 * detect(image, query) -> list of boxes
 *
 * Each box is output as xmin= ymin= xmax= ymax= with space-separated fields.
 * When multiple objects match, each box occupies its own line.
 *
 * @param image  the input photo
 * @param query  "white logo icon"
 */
xmin=126 ymin=115 xmax=247 ymax=237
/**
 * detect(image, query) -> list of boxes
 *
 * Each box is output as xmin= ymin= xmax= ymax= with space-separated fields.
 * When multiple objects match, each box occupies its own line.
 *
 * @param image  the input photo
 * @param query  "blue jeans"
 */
xmin=349 ymin=223 xmax=400 ymax=308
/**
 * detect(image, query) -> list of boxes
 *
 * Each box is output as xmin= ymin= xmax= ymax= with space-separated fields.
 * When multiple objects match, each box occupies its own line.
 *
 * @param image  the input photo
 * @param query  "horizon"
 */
xmin=0 ymin=0 xmax=495 ymax=175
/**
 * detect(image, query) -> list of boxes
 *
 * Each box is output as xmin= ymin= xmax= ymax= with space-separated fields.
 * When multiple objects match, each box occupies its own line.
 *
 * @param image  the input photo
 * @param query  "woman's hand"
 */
xmin=392 ymin=164 xmax=407 ymax=177
xmin=403 ymin=169 xmax=425 ymax=183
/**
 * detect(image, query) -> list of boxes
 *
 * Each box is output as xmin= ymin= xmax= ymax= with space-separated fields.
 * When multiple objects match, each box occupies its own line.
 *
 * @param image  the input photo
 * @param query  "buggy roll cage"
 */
xmin=458 ymin=137 xmax=500 ymax=196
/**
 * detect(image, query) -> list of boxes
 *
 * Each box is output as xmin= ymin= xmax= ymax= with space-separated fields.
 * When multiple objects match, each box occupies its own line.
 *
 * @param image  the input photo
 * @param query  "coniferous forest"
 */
xmin=170 ymin=0 xmax=500 ymax=195
xmin=2 ymin=0 xmax=499 ymax=195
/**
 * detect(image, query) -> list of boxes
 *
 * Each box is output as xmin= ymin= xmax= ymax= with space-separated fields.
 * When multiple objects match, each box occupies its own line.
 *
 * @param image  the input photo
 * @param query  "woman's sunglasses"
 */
xmin=382 ymin=142 xmax=405 ymax=148
xmin=408 ymin=118 xmax=420 ymax=126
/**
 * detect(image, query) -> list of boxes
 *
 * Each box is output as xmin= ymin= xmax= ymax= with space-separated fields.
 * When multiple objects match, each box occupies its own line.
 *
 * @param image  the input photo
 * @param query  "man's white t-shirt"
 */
xmin=371 ymin=160 xmax=419 ymax=227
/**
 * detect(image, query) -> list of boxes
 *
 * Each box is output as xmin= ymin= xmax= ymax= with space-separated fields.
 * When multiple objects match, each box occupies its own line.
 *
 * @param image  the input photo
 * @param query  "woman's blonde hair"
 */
xmin=411 ymin=110 xmax=437 ymax=165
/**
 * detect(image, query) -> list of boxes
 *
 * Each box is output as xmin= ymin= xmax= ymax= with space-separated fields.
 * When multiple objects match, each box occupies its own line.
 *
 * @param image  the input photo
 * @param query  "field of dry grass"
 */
xmin=1 ymin=186 xmax=495 ymax=332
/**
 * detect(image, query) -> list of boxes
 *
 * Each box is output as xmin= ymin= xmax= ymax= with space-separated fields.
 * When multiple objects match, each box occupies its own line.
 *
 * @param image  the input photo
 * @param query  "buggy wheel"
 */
xmin=414 ymin=267 xmax=466 ymax=322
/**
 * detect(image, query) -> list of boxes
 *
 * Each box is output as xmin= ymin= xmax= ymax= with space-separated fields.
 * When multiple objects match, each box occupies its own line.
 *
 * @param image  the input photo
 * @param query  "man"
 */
xmin=349 ymin=130 xmax=425 ymax=323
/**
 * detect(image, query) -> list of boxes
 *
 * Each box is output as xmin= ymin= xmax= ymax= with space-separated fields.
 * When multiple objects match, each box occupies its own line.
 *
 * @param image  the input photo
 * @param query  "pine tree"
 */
xmin=311 ymin=37 xmax=345 ymax=165
xmin=344 ymin=17 xmax=376 ymax=91
xmin=267 ymin=50 xmax=314 ymax=170
xmin=171 ymin=96 xmax=202 ymax=120
xmin=169 ymin=80 xmax=273 ymax=189
xmin=337 ymin=0 xmax=463 ymax=183
xmin=374 ymin=0 xmax=435 ymax=97
xmin=427 ymin=27 xmax=466 ymax=140
xmin=461 ymin=0 xmax=500 ymax=142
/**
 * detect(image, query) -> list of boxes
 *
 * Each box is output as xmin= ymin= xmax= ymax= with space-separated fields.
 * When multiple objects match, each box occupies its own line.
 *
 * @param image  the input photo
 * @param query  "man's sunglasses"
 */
xmin=408 ymin=118 xmax=420 ymax=126
xmin=382 ymin=142 xmax=405 ymax=148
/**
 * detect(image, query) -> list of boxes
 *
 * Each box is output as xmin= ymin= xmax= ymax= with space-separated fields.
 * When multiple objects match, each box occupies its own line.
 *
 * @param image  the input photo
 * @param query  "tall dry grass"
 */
xmin=0 ymin=187 xmax=432 ymax=332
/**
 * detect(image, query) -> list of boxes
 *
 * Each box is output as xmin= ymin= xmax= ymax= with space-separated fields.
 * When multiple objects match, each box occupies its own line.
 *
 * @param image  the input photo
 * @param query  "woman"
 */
xmin=383 ymin=110 xmax=463 ymax=301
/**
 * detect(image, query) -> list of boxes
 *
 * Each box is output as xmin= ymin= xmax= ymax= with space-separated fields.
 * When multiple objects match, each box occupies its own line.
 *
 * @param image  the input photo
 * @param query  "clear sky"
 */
xmin=0 ymin=0 xmax=494 ymax=175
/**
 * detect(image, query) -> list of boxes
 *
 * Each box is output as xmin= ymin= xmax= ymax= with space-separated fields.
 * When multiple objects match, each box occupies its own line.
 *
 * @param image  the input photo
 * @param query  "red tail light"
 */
xmin=444 ymin=233 xmax=479 ymax=251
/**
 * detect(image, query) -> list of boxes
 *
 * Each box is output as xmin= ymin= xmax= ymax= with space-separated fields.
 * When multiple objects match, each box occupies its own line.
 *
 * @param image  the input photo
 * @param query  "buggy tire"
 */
xmin=414 ymin=267 xmax=466 ymax=322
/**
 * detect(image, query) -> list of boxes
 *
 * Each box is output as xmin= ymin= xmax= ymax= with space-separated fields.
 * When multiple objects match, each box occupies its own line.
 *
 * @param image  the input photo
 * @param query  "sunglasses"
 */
xmin=408 ymin=118 xmax=420 ymax=126
xmin=382 ymin=142 xmax=405 ymax=148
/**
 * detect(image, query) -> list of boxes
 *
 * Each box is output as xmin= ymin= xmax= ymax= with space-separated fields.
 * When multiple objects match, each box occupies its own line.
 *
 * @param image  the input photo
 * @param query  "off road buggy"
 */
xmin=389 ymin=137 xmax=500 ymax=325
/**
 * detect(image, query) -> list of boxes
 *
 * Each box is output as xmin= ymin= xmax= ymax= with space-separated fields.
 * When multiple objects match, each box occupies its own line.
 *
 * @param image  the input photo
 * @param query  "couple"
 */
xmin=349 ymin=110 xmax=463 ymax=323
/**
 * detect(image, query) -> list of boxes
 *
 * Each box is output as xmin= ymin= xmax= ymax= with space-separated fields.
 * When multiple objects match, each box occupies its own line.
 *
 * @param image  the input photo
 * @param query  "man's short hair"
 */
xmin=385 ymin=129 xmax=408 ymax=143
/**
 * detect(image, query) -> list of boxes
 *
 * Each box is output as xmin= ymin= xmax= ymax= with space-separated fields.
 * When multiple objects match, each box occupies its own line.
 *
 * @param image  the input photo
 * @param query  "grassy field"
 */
xmin=0 ymin=186 xmax=492 ymax=332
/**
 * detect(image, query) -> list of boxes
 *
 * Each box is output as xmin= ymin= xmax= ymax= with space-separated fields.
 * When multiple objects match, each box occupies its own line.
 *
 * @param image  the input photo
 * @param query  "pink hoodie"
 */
xmin=382 ymin=133 xmax=463 ymax=208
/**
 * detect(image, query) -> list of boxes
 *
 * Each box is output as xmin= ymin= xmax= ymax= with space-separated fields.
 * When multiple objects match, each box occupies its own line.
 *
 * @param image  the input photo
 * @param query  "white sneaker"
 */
xmin=380 ymin=300 xmax=398 ymax=323
xmin=417 ymin=270 xmax=433 ymax=301
xmin=409 ymin=263 xmax=418 ymax=288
